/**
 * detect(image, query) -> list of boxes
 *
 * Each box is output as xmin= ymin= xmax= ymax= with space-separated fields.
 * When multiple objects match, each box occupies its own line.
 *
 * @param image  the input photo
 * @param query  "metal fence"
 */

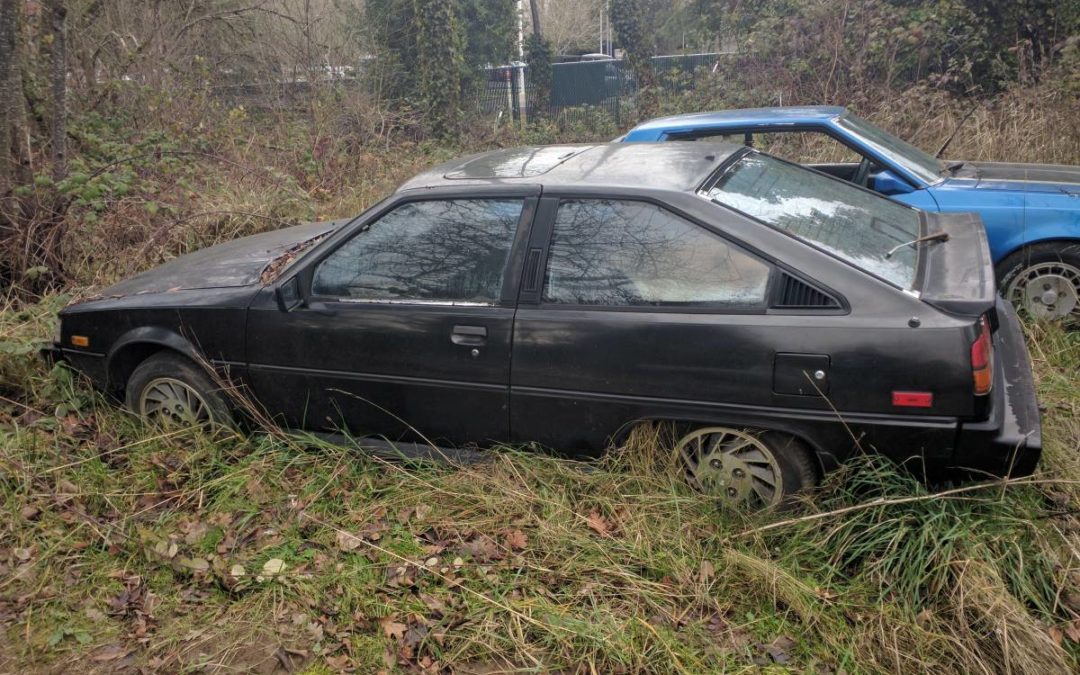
xmin=476 ymin=52 xmax=735 ymax=126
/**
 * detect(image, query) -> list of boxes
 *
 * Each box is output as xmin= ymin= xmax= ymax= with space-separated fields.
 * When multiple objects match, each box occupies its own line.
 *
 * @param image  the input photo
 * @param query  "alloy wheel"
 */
xmin=1006 ymin=261 xmax=1080 ymax=322
xmin=678 ymin=427 xmax=783 ymax=509
xmin=138 ymin=377 xmax=214 ymax=426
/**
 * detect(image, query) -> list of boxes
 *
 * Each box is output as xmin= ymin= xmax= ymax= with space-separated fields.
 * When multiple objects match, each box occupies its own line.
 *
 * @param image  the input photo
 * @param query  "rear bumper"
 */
xmin=952 ymin=298 xmax=1042 ymax=478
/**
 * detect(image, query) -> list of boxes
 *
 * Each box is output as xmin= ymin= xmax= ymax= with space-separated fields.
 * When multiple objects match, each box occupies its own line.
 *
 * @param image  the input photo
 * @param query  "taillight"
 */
xmin=971 ymin=315 xmax=993 ymax=396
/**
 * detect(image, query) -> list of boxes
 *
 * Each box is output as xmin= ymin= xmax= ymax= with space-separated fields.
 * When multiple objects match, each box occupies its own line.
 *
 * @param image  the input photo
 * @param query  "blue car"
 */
xmin=622 ymin=106 xmax=1080 ymax=321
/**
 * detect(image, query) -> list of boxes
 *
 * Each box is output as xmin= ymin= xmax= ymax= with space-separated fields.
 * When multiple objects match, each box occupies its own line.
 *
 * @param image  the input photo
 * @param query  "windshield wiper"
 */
xmin=885 ymin=231 xmax=950 ymax=258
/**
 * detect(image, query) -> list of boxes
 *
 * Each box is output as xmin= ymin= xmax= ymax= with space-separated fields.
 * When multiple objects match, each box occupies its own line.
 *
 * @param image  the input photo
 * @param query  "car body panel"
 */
xmin=48 ymin=143 xmax=1042 ymax=480
xmin=622 ymin=107 xmax=1080 ymax=264
xmin=96 ymin=220 xmax=348 ymax=297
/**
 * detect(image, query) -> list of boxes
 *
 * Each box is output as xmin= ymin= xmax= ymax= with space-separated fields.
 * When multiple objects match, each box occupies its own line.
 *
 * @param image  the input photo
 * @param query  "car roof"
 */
xmin=627 ymin=106 xmax=848 ymax=134
xmin=395 ymin=143 xmax=743 ymax=194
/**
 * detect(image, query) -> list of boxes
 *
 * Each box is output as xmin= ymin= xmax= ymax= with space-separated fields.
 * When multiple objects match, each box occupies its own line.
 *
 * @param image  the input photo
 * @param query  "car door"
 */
xmin=245 ymin=191 xmax=537 ymax=445
xmin=509 ymin=195 xmax=779 ymax=455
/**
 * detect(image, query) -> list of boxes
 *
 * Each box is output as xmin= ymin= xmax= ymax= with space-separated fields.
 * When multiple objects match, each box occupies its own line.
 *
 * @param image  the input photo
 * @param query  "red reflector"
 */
xmin=893 ymin=391 xmax=933 ymax=408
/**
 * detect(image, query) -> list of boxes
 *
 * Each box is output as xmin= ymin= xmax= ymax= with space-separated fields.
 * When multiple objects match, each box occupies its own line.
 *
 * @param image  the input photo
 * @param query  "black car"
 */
xmin=45 ymin=143 xmax=1042 ymax=508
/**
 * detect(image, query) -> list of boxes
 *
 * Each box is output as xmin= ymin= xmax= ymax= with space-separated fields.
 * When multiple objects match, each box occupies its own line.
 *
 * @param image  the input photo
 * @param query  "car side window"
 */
xmin=312 ymin=199 xmax=523 ymax=304
xmin=752 ymin=131 xmax=862 ymax=165
xmin=543 ymin=199 xmax=770 ymax=307
xmin=690 ymin=130 xmax=862 ymax=165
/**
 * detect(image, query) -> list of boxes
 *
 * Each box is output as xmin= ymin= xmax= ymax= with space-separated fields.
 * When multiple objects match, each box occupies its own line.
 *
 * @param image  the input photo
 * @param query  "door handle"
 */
xmin=451 ymin=325 xmax=487 ymax=346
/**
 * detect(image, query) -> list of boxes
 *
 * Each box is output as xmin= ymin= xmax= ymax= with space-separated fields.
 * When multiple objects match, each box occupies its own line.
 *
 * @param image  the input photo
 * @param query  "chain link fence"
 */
xmin=476 ymin=52 xmax=736 ymax=127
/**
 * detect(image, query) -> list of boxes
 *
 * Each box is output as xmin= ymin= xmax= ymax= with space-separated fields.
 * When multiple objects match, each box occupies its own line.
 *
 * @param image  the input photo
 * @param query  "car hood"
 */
xmin=968 ymin=161 xmax=1080 ymax=195
xmin=98 ymin=219 xmax=348 ymax=297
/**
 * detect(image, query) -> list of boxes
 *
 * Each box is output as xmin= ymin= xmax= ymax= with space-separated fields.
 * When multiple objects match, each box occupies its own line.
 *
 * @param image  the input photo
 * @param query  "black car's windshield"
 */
xmin=837 ymin=113 xmax=944 ymax=184
xmin=704 ymin=152 xmax=922 ymax=289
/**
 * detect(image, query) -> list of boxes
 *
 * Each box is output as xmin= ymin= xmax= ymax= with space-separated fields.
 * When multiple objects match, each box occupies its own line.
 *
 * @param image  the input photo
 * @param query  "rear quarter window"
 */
xmin=704 ymin=153 xmax=921 ymax=289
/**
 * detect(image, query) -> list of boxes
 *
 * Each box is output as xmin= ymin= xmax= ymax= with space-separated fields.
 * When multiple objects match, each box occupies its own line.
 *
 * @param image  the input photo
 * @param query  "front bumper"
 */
xmin=952 ymin=298 xmax=1042 ymax=478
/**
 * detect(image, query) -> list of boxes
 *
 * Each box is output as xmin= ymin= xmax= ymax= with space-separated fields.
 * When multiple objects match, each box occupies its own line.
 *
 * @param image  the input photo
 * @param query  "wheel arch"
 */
xmin=995 ymin=234 xmax=1080 ymax=270
xmin=106 ymin=328 xmax=203 ymax=394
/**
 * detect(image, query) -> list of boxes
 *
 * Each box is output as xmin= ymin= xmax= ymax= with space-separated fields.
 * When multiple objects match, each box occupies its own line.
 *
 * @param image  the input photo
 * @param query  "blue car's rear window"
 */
xmin=704 ymin=153 xmax=921 ymax=289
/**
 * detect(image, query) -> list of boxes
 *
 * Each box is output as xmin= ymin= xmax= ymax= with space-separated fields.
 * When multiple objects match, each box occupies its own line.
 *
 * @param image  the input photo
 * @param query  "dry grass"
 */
xmin=1 ymin=301 xmax=1079 ymax=673
xmin=1 ymin=75 xmax=1079 ymax=673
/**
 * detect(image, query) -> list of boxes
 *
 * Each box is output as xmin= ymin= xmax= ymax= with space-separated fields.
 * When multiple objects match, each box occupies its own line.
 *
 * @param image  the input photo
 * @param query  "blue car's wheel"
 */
xmin=998 ymin=243 xmax=1080 ymax=323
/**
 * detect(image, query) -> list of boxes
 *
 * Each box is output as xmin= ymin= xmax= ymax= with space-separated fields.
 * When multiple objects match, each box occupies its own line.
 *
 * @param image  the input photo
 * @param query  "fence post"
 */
xmin=517 ymin=64 xmax=528 ymax=126
xmin=510 ymin=68 xmax=519 ymax=123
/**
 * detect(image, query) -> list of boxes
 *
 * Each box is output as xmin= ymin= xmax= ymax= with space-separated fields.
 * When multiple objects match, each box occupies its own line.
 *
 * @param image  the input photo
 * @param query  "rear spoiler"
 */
xmin=917 ymin=211 xmax=997 ymax=319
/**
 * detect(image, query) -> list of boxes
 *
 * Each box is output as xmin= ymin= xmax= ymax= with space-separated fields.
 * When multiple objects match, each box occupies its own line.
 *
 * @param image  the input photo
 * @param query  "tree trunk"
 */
xmin=49 ymin=0 xmax=66 ymax=183
xmin=0 ymin=0 xmax=18 ymax=193
xmin=413 ymin=0 xmax=464 ymax=139
xmin=610 ymin=0 xmax=658 ymax=118
xmin=528 ymin=0 xmax=541 ymax=38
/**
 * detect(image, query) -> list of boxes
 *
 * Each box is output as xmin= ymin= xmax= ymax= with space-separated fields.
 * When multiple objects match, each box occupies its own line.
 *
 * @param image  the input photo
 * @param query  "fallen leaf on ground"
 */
xmin=1065 ymin=620 xmax=1080 ymax=643
xmin=89 ymin=644 xmax=132 ymax=662
xmin=698 ymin=560 xmax=715 ymax=582
xmin=504 ymin=529 xmax=527 ymax=551
xmin=335 ymin=529 xmax=364 ymax=552
xmin=379 ymin=616 xmax=408 ymax=641
xmin=462 ymin=535 xmax=504 ymax=562
xmin=585 ymin=509 xmax=612 ymax=536
xmin=175 ymin=556 xmax=209 ymax=573
xmin=261 ymin=558 xmax=287 ymax=577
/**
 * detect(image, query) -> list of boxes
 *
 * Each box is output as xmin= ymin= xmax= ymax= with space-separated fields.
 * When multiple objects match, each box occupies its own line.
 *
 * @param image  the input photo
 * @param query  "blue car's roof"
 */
xmin=627 ymin=106 xmax=847 ymax=135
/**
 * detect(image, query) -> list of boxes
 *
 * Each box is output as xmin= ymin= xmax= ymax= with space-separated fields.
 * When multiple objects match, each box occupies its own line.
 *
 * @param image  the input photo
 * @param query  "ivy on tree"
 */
xmin=610 ymin=0 xmax=659 ymax=118
xmin=413 ymin=0 xmax=466 ymax=139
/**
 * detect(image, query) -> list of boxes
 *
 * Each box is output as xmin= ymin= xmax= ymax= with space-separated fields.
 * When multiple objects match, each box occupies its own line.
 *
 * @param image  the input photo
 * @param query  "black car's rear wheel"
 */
xmin=677 ymin=427 xmax=817 ymax=509
xmin=997 ymin=242 xmax=1080 ymax=323
xmin=126 ymin=353 xmax=231 ymax=428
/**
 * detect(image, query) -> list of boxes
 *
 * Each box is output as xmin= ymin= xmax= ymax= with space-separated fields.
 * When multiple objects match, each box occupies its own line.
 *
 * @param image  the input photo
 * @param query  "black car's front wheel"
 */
xmin=677 ymin=427 xmax=817 ymax=510
xmin=997 ymin=242 xmax=1080 ymax=323
xmin=125 ymin=353 xmax=231 ymax=428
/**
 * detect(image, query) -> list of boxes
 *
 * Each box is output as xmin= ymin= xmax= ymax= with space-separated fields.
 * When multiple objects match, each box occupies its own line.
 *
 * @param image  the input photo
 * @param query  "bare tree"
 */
xmin=528 ymin=0 xmax=540 ymax=37
xmin=0 ymin=0 xmax=18 ymax=193
xmin=48 ymin=0 xmax=66 ymax=182
xmin=524 ymin=0 xmax=604 ymax=56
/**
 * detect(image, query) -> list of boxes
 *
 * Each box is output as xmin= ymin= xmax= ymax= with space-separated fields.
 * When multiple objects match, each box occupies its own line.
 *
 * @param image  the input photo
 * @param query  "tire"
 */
xmin=676 ymin=426 xmax=818 ymax=510
xmin=996 ymin=242 xmax=1080 ymax=323
xmin=125 ymin=352 xmax=232 ymax=427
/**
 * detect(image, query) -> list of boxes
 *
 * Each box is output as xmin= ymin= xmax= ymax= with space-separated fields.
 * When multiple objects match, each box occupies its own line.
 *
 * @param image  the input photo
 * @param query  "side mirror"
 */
xmin=872 ymin=169 xmax=914 ymax=196
xmin=275 ymin=276 xmax=302 ymax=312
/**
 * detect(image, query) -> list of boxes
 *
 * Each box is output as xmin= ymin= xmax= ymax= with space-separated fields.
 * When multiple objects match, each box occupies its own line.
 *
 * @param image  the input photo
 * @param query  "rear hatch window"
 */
xmin=703 ymin=152 xmax=922 ymax=289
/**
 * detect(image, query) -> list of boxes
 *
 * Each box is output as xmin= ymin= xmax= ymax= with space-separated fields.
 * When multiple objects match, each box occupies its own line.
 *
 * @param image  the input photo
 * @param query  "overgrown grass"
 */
xmin=1 ymin=298 xmax=1078 ymax=673
xmin=2 ymin=75 xmax=1079 ymax=673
